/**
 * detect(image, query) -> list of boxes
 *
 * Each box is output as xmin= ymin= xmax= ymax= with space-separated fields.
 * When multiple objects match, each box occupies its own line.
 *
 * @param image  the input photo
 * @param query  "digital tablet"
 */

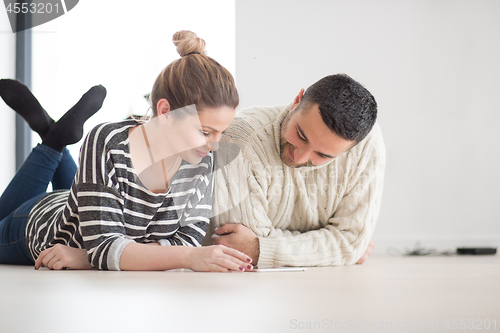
xmin=249 ymin=267 xmax=307 ymax=272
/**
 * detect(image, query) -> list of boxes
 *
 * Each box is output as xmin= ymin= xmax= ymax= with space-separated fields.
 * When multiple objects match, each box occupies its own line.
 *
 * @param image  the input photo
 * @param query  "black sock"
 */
xmin=42 ymin=85 xmax=107 ymax=152
xmin=0 ymin=79 xmax=54 ymax=138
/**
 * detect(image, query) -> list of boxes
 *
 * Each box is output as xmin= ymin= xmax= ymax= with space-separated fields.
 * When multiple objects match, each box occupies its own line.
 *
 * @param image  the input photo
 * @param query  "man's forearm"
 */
xmin=255 ymin=226 xmax=372 ymax=268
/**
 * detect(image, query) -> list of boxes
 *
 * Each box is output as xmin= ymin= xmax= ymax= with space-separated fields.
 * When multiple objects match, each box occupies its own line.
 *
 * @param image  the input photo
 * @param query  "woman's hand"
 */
xmin=187 ymin=245 xmax=253 ymax=272
xmin=35 ymin=244 xmax=92 ymax=270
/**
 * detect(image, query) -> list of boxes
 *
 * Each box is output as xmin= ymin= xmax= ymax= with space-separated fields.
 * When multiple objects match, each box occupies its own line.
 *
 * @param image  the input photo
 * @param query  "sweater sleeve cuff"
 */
xmin=107 ymin=238 xmax=135 ymax=271
xmin=257 ymin=236 xmax=276 ymax=268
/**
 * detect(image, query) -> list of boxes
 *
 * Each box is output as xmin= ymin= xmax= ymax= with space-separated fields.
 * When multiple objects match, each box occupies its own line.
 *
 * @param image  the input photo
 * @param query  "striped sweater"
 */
xmin=26 ymin=120 xmax=214 ymax=270
xmin=210 ymin=104 xmax=385 ymax=268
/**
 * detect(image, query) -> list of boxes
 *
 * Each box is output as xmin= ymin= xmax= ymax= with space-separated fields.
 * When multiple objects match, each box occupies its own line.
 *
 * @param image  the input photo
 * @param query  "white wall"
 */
xmin=235 ymin=0 xmax=500 ymax=253
xmin=0 ymin=8 xmax=16 ymax=191
xmin=0 ymin=0 xmax=235 ymax=189
xmin=3 ymin=1 xmax=499 ymax=253
xmin=31 ymin=0 xmax=235 ymax=163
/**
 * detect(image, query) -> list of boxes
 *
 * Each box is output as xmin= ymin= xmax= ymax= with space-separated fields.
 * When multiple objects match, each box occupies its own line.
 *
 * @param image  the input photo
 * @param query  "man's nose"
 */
xmin=293 ymin=146 xmax=311 ymax=164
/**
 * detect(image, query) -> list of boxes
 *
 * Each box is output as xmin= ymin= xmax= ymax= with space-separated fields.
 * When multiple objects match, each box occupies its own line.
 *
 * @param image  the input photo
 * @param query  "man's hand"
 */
xmin=356 ymin=238 xmax=375 ymax=264
xmin=35 ymin=244 xmax=92 ymax=270
xmin=211 ymin=224 xmax=260 ymax=265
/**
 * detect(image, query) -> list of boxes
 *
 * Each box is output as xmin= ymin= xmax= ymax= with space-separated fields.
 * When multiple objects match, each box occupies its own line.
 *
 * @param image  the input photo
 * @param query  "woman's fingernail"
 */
xmin=228 ymin=269 xmax=232 ymax=272
xmin=239 ymin=266 xmax=244 ymax=271
xmin=247 ymin=265 xmax=252 ymax=270
xmin=246 ymin=257 xmax=251 ymax=262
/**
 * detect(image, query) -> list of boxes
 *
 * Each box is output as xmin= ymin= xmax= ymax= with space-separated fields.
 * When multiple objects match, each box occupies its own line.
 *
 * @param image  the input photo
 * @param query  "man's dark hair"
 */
xmin=299 ymin=74 xmax=377 ymax=144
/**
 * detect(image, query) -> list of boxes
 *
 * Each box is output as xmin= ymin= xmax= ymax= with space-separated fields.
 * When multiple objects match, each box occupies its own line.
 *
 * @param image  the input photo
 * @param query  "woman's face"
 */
xmin=171 ymin=106 xmax=236 ymax=165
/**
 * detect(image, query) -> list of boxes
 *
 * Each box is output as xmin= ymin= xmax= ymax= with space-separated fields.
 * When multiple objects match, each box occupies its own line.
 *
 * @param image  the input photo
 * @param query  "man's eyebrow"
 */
xmin=317 ymin=152 xmax=336 ymax=159
xmin=297 ymin=124 xmax=336 ymax=159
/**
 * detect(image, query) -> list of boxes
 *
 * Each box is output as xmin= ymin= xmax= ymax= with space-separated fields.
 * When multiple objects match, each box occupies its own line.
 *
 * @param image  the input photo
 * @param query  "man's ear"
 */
xmin=156 ymin=99 xmax=171 ymax=123
xmin=290 ymin=88 xmax=305 ymax=110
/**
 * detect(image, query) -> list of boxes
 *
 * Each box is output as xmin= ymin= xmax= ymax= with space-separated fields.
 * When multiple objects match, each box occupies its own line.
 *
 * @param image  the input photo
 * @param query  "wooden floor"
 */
xmin=1 ymin=255 xmax=498 ymax=333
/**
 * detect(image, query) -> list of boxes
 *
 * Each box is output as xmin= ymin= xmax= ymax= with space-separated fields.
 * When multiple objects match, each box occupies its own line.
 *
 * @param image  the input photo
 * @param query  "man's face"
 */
xmin=279 ymin=103 xmax=355 ymax=168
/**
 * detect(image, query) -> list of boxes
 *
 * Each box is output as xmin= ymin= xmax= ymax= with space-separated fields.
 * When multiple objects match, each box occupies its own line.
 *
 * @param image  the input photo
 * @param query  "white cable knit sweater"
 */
xmin=210 ymin=104 xmax=386 ymax=268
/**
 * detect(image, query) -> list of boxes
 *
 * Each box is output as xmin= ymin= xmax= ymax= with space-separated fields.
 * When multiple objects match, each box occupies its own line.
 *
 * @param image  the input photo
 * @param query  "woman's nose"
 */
xmin=206 ymin=133 xmax=222 ymax=151
xmin=207 ymin=141 xmax=219 ymax=152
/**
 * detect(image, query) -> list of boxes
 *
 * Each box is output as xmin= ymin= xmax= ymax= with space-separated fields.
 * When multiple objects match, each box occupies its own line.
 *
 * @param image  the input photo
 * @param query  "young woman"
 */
xmin=0 ymin=30 xmax=252 ymax=272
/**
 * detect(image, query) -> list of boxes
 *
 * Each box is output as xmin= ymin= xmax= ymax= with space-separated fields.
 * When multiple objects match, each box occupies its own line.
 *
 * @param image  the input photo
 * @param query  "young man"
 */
xmin=209 ymin=74 xmax=385 ymax=268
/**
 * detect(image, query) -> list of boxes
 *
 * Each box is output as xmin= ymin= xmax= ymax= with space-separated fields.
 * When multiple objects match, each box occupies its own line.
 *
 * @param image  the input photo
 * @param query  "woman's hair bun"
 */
xmin=172 ymin=30 xmax=206 ymax=57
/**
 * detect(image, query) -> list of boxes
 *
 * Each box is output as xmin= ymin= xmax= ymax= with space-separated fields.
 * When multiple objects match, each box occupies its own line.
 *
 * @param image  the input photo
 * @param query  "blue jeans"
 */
xmin=0 ymin=144 xmax=77 ymax=265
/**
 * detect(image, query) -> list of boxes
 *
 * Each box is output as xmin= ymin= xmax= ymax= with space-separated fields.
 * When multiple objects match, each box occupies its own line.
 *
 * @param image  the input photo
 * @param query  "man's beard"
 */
xmin=279 ymin=110 xmax=307 ymax=168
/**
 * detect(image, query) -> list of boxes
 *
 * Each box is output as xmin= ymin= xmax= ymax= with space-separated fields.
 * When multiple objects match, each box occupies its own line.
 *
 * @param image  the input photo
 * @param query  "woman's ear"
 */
xmin=156 ymin=99 xmax=171 ymax=123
